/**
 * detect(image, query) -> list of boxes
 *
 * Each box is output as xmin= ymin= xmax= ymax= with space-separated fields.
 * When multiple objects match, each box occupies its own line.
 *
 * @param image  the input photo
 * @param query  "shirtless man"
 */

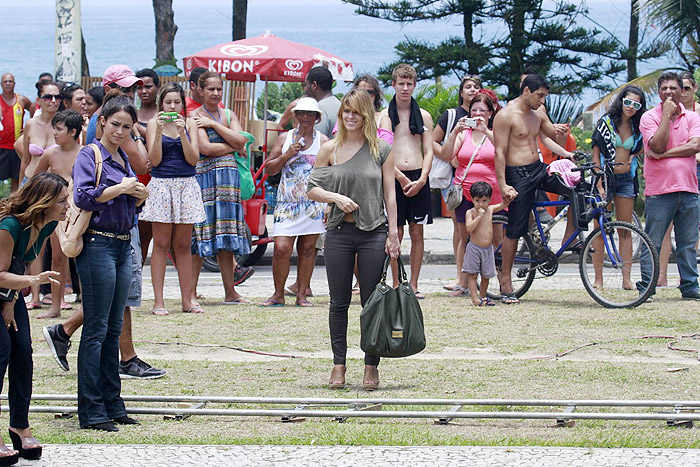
xmin=379 ymin=64 xmax=434 ymax=297
xmin=1 ymin=73 xmax=32 ymax=191
xmin=494 ymin=74 xmax=580 ymax=304
xmin=34 ymin=110 xmax=83 ymax=319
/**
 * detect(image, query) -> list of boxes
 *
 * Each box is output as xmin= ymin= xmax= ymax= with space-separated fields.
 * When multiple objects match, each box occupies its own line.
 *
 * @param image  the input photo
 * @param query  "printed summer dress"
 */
xmin=272 ymin=130 xmax=325 ymax=237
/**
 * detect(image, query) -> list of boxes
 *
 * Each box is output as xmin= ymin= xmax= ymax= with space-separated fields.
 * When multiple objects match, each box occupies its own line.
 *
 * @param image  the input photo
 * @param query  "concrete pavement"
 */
xmin=24 ymin=444 xmax=700 ymax=466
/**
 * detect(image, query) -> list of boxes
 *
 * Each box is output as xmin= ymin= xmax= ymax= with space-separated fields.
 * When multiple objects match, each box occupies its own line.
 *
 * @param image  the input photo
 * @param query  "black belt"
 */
xmin=86 ymin=228 xmax=130 ymax=241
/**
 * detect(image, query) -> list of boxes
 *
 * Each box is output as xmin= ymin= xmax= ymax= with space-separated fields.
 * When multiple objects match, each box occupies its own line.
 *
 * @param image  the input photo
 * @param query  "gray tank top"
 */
xmin=307 ymin=139 xmax=391 ymax=231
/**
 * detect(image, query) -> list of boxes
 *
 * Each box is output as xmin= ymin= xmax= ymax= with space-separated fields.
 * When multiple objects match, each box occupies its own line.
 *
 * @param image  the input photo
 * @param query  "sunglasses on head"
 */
xmin=622 ymin=97 xmax=642 ymax=110
xmin=41 ymin=94 xmax=61 ymax=101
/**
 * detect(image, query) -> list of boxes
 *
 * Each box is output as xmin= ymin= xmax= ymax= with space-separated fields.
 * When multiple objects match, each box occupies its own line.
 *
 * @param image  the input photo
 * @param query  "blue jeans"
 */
xmin=639 ymin=192 xmax=700 ymax=296
xmin=76 ymin=232 xmax=132 ymax=427
xmin=0 ymin=299 xmax=33 ymax=428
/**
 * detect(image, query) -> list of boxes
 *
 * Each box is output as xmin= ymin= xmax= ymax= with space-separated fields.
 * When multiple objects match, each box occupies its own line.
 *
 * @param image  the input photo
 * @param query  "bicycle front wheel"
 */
xmin=579 ymin=221 xmax=659 ymax=308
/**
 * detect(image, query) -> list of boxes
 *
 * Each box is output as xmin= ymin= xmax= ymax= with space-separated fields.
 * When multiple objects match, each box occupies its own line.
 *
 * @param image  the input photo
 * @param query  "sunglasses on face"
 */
xmin=622 ymin=98 xmax=642 ymax=110
xmin=41 ymin=94 xmax=61 ymax=101
xmin=683 ymin=86 xmax=694 ymax=91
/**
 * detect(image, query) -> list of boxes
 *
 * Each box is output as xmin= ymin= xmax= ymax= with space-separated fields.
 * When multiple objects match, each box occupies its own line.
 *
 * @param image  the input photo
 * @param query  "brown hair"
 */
xmin=469 ymin=94 xmax=497 ymax=129
xmin=391 ymin=64 xmax=417 ymax=84
xmin=157 ymin=82 xmax=188 ymax=118
xmin=458 ymin=75 xmax=482 ymax=106
xmin=0 ymin=172 xmax=68 ymax=243
xmin=198 ymin=71 xmax=223 ymax=89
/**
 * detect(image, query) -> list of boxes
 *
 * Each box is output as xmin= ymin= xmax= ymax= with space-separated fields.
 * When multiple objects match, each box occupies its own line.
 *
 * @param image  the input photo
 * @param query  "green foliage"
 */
xmin=570 ymin=126 xmax=592 ymax=152
xmin=345 ymin=0 xmax=624 ymax=99
xmin=255 ymin=82 xmax=304 ymax=118
xmin=484 ymin=0 xmax=623 ymax=99
xmin=344 ymin=0 xmax=489 ymax=78
xmin=411 ymin=84 xmax=459 ymax=122
xmin=646 ymin=0 xmax=700 ymax=68
xmin=545 ymin=95 xmax=584 ymax=124
xmin=0 ymin=180 xmax=11 ymax=199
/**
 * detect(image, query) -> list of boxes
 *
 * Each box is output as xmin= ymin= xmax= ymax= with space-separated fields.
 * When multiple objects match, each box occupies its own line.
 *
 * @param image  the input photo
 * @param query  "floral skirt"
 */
xmin=193 ymin=154 xmax=250 ymax=257
xmin=140 ymin=176 xmax=206 ymax=224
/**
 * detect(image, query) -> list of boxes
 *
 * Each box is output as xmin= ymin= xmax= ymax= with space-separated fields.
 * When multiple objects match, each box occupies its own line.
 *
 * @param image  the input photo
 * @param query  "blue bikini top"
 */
xmin=615 ymin=133 xmax=636 ymax=150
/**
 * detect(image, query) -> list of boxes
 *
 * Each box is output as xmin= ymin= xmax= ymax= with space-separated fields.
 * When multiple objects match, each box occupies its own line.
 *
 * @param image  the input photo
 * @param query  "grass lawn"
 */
xmin=24 ymin=288 xmax=700 ymax=448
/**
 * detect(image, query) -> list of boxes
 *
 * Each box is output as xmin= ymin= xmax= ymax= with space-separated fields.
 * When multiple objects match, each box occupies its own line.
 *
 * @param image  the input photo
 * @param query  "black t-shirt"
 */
xmin=436 ymin=106 xmax=469 ymax=135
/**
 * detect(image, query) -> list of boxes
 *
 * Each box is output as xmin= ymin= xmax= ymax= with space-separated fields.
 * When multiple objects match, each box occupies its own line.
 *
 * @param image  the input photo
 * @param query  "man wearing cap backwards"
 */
xmin=43 ymin=65 xmax=167 ymax=380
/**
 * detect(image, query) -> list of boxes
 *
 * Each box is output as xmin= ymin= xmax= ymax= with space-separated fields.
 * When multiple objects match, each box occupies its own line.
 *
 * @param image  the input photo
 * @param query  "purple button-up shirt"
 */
xmin=72 ymin=141 xmax=138 ymax=234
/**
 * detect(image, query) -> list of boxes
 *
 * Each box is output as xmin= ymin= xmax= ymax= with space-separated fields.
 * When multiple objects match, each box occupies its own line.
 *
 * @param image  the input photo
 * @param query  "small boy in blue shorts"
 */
xmin=463 ymin=181 xmax=510 ymax=306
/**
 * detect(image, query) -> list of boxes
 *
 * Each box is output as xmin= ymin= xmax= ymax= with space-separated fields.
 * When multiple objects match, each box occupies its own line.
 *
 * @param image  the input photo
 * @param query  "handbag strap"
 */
xmin=454 ymin=133 xmax=487 ymax=187
xmin=380 ymin=256 xmax=407 ymax=284
xmin=87 ymin=143 xmax=104 ymax=185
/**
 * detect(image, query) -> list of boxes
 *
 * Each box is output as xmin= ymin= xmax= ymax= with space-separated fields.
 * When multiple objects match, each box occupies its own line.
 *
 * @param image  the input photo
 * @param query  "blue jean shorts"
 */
xmin=612 ymin=172 xmax=636 ymax=199
xmin=125 ymin=224 xmax=142 ymax=308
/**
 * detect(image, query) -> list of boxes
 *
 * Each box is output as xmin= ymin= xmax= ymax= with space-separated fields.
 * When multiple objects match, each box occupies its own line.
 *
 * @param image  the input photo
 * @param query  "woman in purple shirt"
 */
xmin=71 ymin=89 xmax=148 ymax=432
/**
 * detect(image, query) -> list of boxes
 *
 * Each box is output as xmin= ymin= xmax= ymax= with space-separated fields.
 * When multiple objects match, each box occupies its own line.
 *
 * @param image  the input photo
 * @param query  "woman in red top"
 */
xmin=438 ymin=93 xmax=503 ymax=296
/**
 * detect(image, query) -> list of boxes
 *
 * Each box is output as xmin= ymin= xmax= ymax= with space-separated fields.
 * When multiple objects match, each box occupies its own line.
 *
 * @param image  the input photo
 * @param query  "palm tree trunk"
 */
xmin=153 ymin=0 xmax=178 ymax=66
xmin=627 ymin=0 xmax=638 ymax=81
xmin=233 ymin=0 xmax=247 ymax=40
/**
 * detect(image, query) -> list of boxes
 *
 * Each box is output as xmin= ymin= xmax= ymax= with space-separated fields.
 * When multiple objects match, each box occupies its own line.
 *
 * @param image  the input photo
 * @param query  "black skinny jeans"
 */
xmin=0 ymin=298 xmax=33 ymax=428
xmin=324 ymin=222 xmax=387 ymax=366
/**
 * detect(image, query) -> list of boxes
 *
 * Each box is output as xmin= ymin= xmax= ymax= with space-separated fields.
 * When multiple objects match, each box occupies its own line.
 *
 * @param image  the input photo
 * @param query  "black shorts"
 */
xmin=0 ymin=148 xmax=20 ymax=181
xmin=395 ymin=168 xmax=433 ymax=225
xmin=505 ymin=160 xmax=574 ymax=239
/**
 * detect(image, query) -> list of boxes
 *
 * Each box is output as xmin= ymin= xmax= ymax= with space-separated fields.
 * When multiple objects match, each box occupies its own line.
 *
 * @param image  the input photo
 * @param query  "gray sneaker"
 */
xmin=43 ymin=324 xmax=71 ymax=371
xmin=119 ymin=357 xmax=166 ymax=379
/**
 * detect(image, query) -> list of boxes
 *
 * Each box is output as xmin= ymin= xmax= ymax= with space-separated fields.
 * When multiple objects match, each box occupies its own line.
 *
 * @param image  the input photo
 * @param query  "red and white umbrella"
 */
xmin=183 ymin=32 xmax=354 ymax=83
xmin=183 ymin=32 xmax=353 ymax=153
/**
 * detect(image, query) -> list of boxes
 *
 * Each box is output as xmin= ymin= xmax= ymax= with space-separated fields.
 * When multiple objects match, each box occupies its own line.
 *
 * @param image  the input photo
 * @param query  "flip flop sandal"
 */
xmin=41 ymin=297 xmax=53 ymax=306
xmin=151 ymin=308 xmax=170 ymax=316
xmin=479 ymin=297 xmax=496 ymax=307
xmin=25 ymin=303 xmax=42 ymax=310
xmin=183 ymin=304 xmax=204 ymax=313
xmin=60 ymin=302 xmax=73 ymax=310
xmin=501 ymin=293 xmax=519 ymax=305
xmin=295 ymin=299 xmax=314 ymax=307
xmin=414 ymin=291 xmax=425 ymax=299
xmin=259 ymin=299 xmax=284 ymax=307
xmin=449 ymin=287 xmax=469 ymax=297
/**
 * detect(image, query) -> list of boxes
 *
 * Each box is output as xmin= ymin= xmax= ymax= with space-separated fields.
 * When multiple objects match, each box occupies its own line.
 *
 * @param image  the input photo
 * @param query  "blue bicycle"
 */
xmin=488 ymin=156 xmax=659 ymax=308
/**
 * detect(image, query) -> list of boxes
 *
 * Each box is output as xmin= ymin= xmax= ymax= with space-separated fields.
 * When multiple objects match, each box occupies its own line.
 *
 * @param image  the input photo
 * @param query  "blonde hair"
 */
xmin=336 ymin=89 xmax=379 ymax=162
xmin=0 ymin=172 xmax=68 ymax=244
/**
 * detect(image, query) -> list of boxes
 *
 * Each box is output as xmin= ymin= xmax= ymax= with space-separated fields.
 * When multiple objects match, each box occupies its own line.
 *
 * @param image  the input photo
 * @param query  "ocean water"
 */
xmin=3 ymin=0 xmax=669 ymax=107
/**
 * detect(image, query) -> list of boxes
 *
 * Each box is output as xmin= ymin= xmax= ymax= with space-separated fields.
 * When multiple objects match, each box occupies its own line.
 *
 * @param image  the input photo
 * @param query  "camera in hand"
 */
xmin=462 ymin=117 xmax=478 ymax=128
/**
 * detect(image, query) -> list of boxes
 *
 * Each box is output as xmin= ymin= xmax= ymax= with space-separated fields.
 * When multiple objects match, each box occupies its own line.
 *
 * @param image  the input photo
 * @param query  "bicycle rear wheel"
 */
xmin=579 ymin=221 xmax=659 ymax=308
xmin=487 ymin=216 xmax=537 ymax=300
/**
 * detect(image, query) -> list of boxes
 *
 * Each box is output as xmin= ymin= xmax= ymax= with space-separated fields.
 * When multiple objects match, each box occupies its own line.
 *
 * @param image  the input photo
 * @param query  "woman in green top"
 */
xmin=0 ymin=172 xmax=68 ymax=463
xmin=308 ymin=90 xmax=400 ymax=391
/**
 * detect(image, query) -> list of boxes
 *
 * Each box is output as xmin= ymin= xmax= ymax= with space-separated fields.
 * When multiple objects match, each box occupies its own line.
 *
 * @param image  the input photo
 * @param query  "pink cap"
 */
xmin=102 ymin=65 xmax=143 ymax=88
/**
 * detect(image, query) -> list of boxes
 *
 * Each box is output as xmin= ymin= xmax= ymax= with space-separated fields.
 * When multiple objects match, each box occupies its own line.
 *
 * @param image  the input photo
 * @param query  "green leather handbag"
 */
xmin=360 ymin=256 xmax=426 ymax=358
